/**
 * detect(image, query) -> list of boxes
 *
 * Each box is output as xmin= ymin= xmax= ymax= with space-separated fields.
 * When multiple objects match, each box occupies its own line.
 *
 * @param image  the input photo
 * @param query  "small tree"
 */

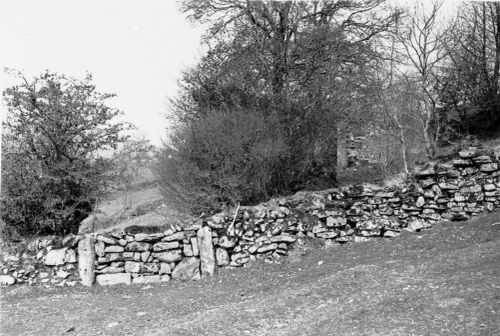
xmin=156 ymin=108 xmax=289 ymax=215
xmin=1 ymin=70 xmax=132 ymax=235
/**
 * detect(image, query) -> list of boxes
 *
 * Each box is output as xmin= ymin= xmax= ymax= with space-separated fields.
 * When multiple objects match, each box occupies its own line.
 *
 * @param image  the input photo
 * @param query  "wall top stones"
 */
xmin=2 ymin=146 xmax=499 ymax=288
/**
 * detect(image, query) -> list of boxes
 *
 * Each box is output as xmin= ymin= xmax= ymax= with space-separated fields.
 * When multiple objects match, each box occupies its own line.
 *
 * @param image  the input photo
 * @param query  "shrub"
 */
xmin=1 ymin=70 xmax=132 ymax=236
xmin=156 ymin=109 xmax=289 ymax=214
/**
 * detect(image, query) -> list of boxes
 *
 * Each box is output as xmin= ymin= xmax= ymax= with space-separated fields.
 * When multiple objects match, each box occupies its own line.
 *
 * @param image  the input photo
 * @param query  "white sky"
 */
xmin=0 ymin=0 xmax=461 ymax=146
xmin=0 ymin=0 xmax=204 ymax=145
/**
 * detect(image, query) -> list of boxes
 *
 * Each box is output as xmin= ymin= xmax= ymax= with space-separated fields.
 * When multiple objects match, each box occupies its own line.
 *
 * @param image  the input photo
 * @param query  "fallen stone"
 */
xmin=405 ymin=219 xmax=431 ymax=232
xmin=171 ymin=257 xmax=201 ymax=281
xmin=383 ymin=230 xmax=401 ymax=237
xmin=358 ymin=230 xmax=381 ymax=237
xmin=353 ymin=236 xmax=371 ymax=243
xmin=96 ymin=273 xmax=132 ymax=286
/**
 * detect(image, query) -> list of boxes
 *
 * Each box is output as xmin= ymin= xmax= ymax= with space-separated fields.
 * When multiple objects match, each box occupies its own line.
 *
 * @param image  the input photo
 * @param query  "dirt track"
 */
xmin=2 ymin=213 xmax=500 ymax=336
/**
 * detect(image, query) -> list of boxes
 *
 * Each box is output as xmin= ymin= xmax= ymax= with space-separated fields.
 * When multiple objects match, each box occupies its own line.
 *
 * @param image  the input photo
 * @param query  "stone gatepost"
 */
xmin=78 ymin=237 xmax=96 ymax=286
xmin=197 ymin=226 xmax=215 ymax=277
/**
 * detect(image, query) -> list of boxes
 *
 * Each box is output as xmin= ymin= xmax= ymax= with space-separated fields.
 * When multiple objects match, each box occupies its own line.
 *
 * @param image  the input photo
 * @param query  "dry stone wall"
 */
xmin=1 ymin=147 xmax=499 ymax=287
xmin=0 ymin=235 xmax=81 ymax=287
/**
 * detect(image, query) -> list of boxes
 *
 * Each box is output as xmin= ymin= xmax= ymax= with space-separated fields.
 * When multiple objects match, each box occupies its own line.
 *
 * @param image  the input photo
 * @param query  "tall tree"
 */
xmin=176 ymin=0 xmax=400 ymax=187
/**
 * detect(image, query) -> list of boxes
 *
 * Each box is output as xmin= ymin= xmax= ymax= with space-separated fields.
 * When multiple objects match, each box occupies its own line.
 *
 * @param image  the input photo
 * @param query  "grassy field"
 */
xmin=2 ymin=210 xmax=499 ymax=336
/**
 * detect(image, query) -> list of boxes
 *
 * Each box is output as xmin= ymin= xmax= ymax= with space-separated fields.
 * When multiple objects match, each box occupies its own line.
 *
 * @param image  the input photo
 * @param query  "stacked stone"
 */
xmin=414 ymin=148 xmax=500 ymax=222
xmin=3 ymin=147 xmax=499 ymax=288
xmin=0 ymin=236 xmax=80 ymax=287
xmin=204 ymin=148 xmax=499 ymax=253
xmin=93 ymin=223 xmax=219 ymax=285
xmin=206 ymin=208 xmax=299 ymax=267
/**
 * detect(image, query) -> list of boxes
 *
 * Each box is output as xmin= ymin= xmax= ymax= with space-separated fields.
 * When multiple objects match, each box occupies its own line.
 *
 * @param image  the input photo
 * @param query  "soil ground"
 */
xmin=2 ymin=211 xmax=500 ymax=336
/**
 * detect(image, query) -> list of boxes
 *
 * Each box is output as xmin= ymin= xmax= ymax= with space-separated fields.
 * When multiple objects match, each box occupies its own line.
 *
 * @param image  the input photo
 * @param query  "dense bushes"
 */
xmin=1 ymin=71 xmax=131 ymax=236
xmin=156 ymin=109 xmax=289 ymax=214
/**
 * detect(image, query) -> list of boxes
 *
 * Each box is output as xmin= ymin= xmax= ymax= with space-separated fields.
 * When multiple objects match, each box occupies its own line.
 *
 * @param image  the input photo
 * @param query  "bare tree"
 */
xmin=397 ymin=0 xmax=456 ymax=159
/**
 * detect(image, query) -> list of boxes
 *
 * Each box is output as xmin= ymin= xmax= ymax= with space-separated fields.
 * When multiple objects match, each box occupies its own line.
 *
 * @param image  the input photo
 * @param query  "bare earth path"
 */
xmin=2 ymin=213 xmax=500 ymax=336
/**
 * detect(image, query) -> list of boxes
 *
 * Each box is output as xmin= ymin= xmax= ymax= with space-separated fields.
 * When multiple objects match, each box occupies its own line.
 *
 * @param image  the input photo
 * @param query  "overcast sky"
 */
xmin=0 ymin=0 xmax=204 ymax=145
xmin=0 ymin=0 xmax=460 ymax=146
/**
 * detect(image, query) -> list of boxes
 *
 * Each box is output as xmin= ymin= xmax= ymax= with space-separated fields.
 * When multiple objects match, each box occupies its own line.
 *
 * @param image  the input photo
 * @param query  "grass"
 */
xmin=2 ymin=210 xmax=499 ymax=335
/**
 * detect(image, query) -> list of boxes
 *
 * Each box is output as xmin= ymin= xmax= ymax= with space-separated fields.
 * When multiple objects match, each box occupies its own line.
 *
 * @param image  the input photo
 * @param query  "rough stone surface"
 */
xmin=153 ymin=250 xmax=183 ymax=263
xmin=153 ymin=241 xmax=179 ymax=252
xmin=44 ymin=249 xmax=67 ymax=266
xmin=78 ymin=238 xmax=95 ymax=286
xmin=198 ymin=226 xmax=216 ymax=276
xmin=0 ymin=275 xmax=16 ymax=286
xmin=162 ymin=232 xmax=185 ymax=242
xmin=124 ymin=242 xmax=151 ymax=252
xmin=215 ymin=248 xmax=230 ymax=266
xmin=132 ymin=275 xmax=161 ymax=284
xmin=171 ymin=257 xmax=201 ymax=281
xmin=96 ymin=273 xmax=132 ymax=286
xmin=159 ymin=263 xmax=172 ymax=275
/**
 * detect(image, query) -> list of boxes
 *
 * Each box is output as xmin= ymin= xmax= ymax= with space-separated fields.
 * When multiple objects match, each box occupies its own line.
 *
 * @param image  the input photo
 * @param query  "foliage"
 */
xmin=156 ymin=109 xmax=288 ymax=214
xmin=1 ymin=70 xmax=132 ymax=235
xmin=443 ymin=1 xmax=500 ymax=134
xmin=163 ymin=0 xmax=401 ymax=213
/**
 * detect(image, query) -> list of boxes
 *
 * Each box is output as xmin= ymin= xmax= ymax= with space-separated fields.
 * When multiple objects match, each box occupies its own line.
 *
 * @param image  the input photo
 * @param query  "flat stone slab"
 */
xmin=96 ymin=273 xmax=132 ymax=286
